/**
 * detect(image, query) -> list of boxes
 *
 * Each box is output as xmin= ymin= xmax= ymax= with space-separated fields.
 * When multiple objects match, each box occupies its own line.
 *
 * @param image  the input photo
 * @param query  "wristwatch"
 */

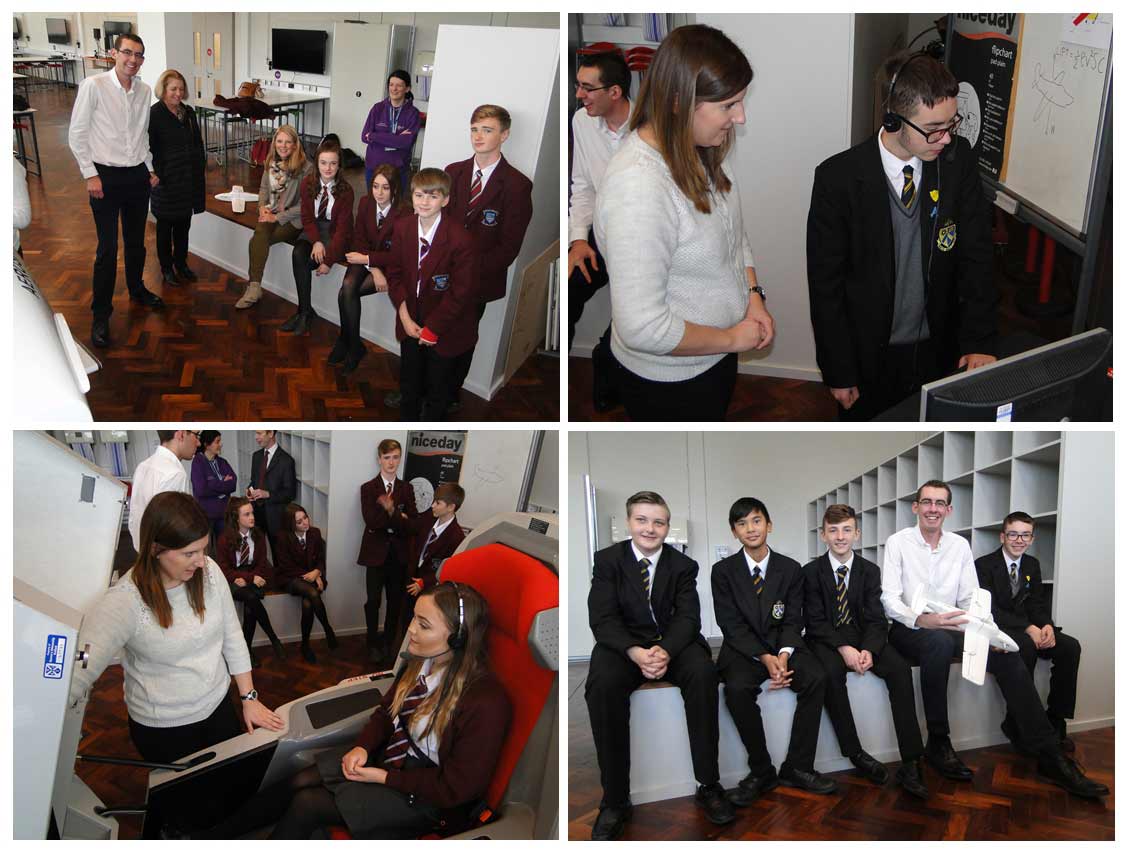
xmin=240 ymin=689 xmax=258 ymax=702
xmin=749 ymin=285 xmax=766 ymax=301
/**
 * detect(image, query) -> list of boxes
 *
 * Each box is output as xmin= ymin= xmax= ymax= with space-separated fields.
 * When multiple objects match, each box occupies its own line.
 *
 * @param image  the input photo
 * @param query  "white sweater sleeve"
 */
xmin=598 ymin=167 xmax=685 ymax=355
xmin=215 ymin=563 xmax=252 ymax=675
xmin=69 ymin=582 xmax=139 ymax=705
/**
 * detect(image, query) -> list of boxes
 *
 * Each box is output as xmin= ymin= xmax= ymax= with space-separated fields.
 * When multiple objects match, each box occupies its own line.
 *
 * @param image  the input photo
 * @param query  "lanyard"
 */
xmin=388 ymin=103 xmax=402 ymax=134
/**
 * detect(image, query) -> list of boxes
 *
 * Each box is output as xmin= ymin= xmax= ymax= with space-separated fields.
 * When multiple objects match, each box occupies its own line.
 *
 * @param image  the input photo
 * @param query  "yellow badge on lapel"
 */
xmin=937 ymin=218 xmax=957 ymax=252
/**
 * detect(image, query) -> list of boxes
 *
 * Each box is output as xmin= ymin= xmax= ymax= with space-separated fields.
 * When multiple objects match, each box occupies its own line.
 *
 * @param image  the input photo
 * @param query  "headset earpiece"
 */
xmin=883 ymin=52 xmax=929 ymax=135
xmin=447 ymin=581 xmax=466 ymax=650
xmin=882 ymin=111 xmax=902 ymax=133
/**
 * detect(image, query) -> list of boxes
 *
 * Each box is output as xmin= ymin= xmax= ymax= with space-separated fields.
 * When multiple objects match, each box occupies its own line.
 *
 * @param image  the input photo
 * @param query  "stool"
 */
xmin=13 ymin=108 xmax=41 ymax=176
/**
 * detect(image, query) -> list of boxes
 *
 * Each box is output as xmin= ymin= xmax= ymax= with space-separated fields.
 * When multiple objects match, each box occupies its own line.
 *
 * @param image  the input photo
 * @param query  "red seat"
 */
xmin=576 ymin=42 xmax=622 ymax=57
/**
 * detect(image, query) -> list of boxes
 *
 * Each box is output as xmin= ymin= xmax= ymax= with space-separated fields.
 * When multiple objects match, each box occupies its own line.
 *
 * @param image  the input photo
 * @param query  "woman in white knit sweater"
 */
xmin=594 ymin=24 xmax=775 ymax=421
xmin=69 ymin=491 xmax=284 ymax=765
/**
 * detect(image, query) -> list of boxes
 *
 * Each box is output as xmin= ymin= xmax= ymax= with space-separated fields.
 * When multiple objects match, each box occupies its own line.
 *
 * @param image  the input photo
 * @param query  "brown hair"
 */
xmin=368 ymin=163 xmax=405 ymax=210
xmin=281 ymin=502 xmax=309 ymax=533
xmin=129 ymin=492 xmax=209 ymax=629
xmin=626 ymin=490 xmax=669 ymax=519
xmin=377 ymin=438 xmax=402 ymax=457
xmin=915 ymin=479 xmax=952 ymax=504
xmin=822 ymin=504 xmax=858 ymax=528
xmin=1003 ymin=511 xmax=1035 ymax=531
xmin=411 ymin=167 xmax=451 ymax=196
xmin=114 ymin=33 xmax=144 ymax=52
xmin=269 ymin=125 xmax=307 ymax=175
xmin=883 ymin=51 xmax=960 ymax=119
xmin=470 ymin=103 xmax=511 ymax=132
xmin=154 ymin=69 xmax=187 ymax=100
xmin=225 ymin=495 xmax=254 ymax=534
xmin=389 ymin=582 xmax=490 ymax=743
xmin=630 ymin=24 xmax=753 ymax=213
xmin=315 ymin=136 xmax=341 ymax=164
xmin=434 ymin=482 xmax=465 ymax=511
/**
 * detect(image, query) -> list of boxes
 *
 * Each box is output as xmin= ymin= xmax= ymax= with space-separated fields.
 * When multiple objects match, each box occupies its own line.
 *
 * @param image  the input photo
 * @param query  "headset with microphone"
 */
xmin=397 ymin=581 xmax=467 ymax=662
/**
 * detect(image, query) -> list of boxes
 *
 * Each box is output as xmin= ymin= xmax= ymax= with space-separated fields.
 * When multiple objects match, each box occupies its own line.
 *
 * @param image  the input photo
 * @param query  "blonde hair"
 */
xmin=470 ymin=103 xmax=511 ymax=132
xmin=154 ymin=69 xmax=188 ymax=101
xmin=410 ymin=167 xmax=451 ymax=197
xmin=270 ymin=124 xmax=307 ymax=175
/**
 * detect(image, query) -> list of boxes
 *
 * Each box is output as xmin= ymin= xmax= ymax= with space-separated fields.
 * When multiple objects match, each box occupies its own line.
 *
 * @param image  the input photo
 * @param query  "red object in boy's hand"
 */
xmin=419 ymin=327 xmax=438 ymax=345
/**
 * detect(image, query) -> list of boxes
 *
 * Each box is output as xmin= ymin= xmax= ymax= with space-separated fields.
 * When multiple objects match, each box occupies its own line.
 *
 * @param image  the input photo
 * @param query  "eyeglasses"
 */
xmin=187 ymin=430 xmax=201 ymax=441
xmin=575 ymin=81 xmax=610 ymax=94
xmin=916 ymin=499 xmax=949 ymax=509
xmin=894 ymin=112 xmax=962 ymax=144
xmin=1004 ymin=531 xmax=1034 ymax=542
xmin=116 ymin=48 xmax=145 ymax=60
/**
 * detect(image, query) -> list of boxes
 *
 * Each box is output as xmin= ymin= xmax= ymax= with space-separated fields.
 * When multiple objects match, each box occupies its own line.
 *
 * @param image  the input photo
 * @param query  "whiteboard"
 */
xmin=456 ymin=431 xmax=536 ymax=529
xmin=1003 ymin=14 xmax=1111 ymax=233
xmin=14 ymin=431 xmax=127 ymax=617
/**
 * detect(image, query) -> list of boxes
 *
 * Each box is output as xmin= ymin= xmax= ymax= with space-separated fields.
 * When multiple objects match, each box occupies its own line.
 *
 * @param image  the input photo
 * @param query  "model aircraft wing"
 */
xmin=968 ymin=587 xmax=993 ymax=622
xmin=961 ymin=623 xmax=989 ymax=685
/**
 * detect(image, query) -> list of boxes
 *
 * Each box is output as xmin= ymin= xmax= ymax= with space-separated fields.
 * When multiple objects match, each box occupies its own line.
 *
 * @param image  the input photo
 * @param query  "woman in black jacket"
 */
xmin=149 ymin=69 xmax=206 ymax=287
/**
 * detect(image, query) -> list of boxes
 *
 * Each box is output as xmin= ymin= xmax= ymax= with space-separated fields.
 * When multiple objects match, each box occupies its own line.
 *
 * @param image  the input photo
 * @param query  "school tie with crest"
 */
xmin=836 ymin=566 xmax=852 ymax=625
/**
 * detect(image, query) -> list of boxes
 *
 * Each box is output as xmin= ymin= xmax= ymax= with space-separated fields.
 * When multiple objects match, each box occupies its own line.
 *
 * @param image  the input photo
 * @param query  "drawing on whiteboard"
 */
xmin=955 ymin=82 xmax=981 ymax=148
xmin=471 ymin=464 xmax=504 ymax=486
xmin=1032 ymin=60 xmax=1075 ymax=134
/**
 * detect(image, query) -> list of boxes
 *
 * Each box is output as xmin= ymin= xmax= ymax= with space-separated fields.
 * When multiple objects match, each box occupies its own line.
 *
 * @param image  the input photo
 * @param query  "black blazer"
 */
xmin=712 ymin=549 xmax=805 ymax=666
xmin=801 ymin=552 xmax=888 ymax=656
xmin=148 ymin=101 xmax=205 ymax=220
xmin=975 ymin=547 xmax=1053 ymax=634
xmin=248 ymin=445 xmax=297 ymax=534
xmin=587 ymin=540 xmax=708 ymax=660
xmin=806 ymin=134 xmax=998 ymax=392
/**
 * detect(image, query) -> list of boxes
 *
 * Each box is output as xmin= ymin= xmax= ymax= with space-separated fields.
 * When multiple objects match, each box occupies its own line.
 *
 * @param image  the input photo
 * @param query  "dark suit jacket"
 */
xmin=298 ymin=174 xmax=355 ymax=267
xmin=351 ymin=196 xmax=406 ymax=270
xmin=712 ymin=549 xmax=805 ymax=667
xmin=801 ymin=552 xmax=888 ymax=655
xmin=588 ymin=540 xmax=709 ymax=660
xmin=386 ymin=213 xmax=480 ymax=357
xmin=248 ymin=445 xmax=296 ymax=536
xmin=215 ymin=527 xmax=274 ymax=585
xmin=273 ymin=526 xmax=327 ymax=588
xmin=406 ymin=513 xmax=465 ymax=589
xmin=357 ymin=476 xmax=417 ymax=567
xmin=444 ymin=155 xmax=533 ymax=302
xmin=806 ymin=134 xmax=998 ymax=392
xmin=975 ymin=547 xmax=1052 ymax=634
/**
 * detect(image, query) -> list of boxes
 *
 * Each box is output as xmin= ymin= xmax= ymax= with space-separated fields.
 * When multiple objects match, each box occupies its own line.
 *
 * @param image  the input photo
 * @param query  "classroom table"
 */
xmin=14 ymin=108 xmax=41 ymax=176
xmin=12 ymin=56 xmax=76 ymax=88
xmin=14 ymin=73 xmax=30 ymax=103
xmin=195 ymin=88 xmax=330 ymax=166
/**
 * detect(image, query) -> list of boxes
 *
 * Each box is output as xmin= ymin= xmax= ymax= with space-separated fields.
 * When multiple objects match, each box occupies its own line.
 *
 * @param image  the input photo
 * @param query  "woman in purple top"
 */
xmin=360 ymin=69 xmax=420 ymax=196
xmin=191 ymin=430 xmax=238 ymax=542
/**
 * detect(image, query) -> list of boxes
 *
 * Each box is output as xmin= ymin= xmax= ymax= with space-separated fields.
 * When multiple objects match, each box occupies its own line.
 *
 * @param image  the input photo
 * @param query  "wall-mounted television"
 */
xmin=271 ymin=28 xmax=329 ymax=75
xmin=13 ymin=17 xmax=21 ymax=39
xmin=103 ymin=20 xmax=131 ymax=51
xmin=46 ymin=18 xmax=69 ymax=45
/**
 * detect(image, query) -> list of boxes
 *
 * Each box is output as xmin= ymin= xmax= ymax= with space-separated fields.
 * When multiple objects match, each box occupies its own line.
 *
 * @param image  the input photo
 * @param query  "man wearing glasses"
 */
xmin=807 ymin=51 xmax=999 ymax=420
xmin=68 ymin=33 xmax=164 ymax=350
xmin=127 ymin=429 xmax=200 ymax=548
xmin=881 ymin=481 xmax=1107 ymax=799
xmin=975 ymin=512 xmax=1084 ymax=754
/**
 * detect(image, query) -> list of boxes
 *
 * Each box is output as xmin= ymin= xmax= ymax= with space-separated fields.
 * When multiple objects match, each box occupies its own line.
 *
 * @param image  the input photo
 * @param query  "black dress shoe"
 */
xmin=280 ymin=310 xmax=303 ymax=332
xmin=327 ymin=337 xmax=348 ymax=365
xmin=91 ymin=319 xmax=110 ymax=348
xmin=590 ymin=803 xmax=632 ymax=841
xmin=1001 ymin=717 xmax=1036 ymax=757
xmin=130 ymin=287 xmax=165 ymax=308
xmin=1038 ymin=751 xmax=1109 ymax=799
xmin=925 ymin=737 xmax=974 ymax=780
xmin=895 ymin=759 xmax=930 ymax=799
xmin=161 ymin=267 xmax=181 ymax=286
xmin=727 ymin=769 xmax=778 ymax=807
xmin=778 ymin=766 xmax=839 ymax=795
xmin=271 ymin=639 xmax=286 ymax=660
xmin=695 ymin=783 xmax=736 ymax=825
xmin=849 ymin=750 xmax=889 ymax=785
xmin=384 ymin=389 xmax=402 ymax=408
xmin=1050 ymin=718 xmax=1076 ymax=753
xmin=342 ymin=347 xmax=368 ymax=375
xmin=175 ymin=265 xmax=198 ymax=282
xmin=301 ymin=643 xmax=317 ymax=664
xmin=289 ymin=310 xmax=315 ymax=336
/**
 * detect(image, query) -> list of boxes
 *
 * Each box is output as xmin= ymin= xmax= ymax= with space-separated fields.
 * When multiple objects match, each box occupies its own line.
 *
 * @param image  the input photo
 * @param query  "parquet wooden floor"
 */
xmin=567 ymin=663 xmax=1115 ymax=840
xmin=19 ymin=85 xmax=558 ymax=421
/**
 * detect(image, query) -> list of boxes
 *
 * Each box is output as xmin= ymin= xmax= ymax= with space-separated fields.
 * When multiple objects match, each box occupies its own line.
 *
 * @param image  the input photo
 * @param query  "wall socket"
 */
xmin=715 ymin=544 xmax=731 ymax=561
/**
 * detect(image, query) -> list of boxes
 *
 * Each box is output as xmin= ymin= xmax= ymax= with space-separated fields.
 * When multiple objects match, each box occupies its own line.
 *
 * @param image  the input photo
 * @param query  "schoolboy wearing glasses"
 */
xmin=975 ymin=512 xmax=1083 ymax=754
xmin=807 ymin=51 xmax=999 ymax=420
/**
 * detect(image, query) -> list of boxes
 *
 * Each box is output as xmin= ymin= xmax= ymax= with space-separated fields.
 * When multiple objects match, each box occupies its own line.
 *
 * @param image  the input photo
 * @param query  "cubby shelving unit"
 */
xmin=237 ymin=431 xmax=332 ymax=529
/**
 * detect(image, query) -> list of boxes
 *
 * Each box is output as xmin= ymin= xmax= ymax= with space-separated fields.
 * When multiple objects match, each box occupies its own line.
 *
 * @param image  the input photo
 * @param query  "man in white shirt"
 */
xmin=68 ymin=33 xmax=164 ymax=349
xmin=128 ymin=429 xmax=198 ymax=547
xmin=883 ymin=480 xmax=1107 ymax=799
xmin=568 ymin=51 xmax=633 ymax=411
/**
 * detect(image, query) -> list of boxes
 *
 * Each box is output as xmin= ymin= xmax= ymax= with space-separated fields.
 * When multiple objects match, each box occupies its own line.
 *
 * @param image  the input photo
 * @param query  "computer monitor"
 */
xmin=920 ymin=328 xmax=1111 ymax=422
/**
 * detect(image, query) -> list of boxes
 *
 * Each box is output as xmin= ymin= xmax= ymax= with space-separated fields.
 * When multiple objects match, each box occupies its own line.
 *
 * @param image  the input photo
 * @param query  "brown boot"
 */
xmin=235 ymin=280 xmax=263 ymax=309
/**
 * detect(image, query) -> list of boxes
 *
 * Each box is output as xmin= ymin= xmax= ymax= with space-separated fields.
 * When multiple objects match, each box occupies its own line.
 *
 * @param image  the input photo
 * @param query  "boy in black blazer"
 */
xmin=585 ymin=491 xmax=734 ymax=840
xmin=807 ymin=51 xmax=999 ymax=420
xmin=975 ymin=511 xmax=1081 ymax=753
xmin=712 ymin=497 xmax=835 ymax=803
xmin=802 ymin=504 xmax=928 ymax=798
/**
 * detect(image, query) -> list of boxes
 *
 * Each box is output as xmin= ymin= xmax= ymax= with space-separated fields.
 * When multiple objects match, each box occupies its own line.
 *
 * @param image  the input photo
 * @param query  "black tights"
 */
xmin=287 ymin=579 xmax=335 ymax=644
xmin=338 ymin=263 xmax=380 ymax=354
xmin=230 ymin=583 xmax=282 ymax=648
xmin=205 ymin=764 xmax=344 ymax=839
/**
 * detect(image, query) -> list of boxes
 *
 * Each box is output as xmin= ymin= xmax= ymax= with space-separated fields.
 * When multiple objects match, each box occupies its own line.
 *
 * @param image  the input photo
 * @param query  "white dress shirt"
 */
xmin=419 ymin=515 xmax=456 ymax=568
xmin=417 ymin=213 xmax=442 ymax=292
xmin=313 ymin=179 xmax=337 ymax=220
xmin=404 ymin=658 xmax=445 ymax=765
xmin=236 ymin=529 xmax=256 ymax=565
xmin=568 ymin=102 xmax=633 ymax=244
xmin=68 ymin=69 xmax=154 ymax=179
xmin=742 ymin=548 xmax=794 ymax=657
xmin=128 ymin=445 xmax=191 ymax=546
xmin=881 ymin=525 xmax=978 ymax=629
xmin=1003 ymin=550 xmax=1023 ymax=591
xmin=254 ymin=444 xmax=275 ymax=489
xmin=630 ymin=541 xmax=662 ymax=589
xmin=471 ymin=156 xmax=501 ymax=196
xmin=878 ymin=127 xmax=923 ymax=198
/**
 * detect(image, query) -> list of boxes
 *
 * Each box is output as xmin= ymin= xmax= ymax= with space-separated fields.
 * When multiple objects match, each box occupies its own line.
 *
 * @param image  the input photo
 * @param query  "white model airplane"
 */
xmin=909 ymin=586 xmax=1019 ymax=685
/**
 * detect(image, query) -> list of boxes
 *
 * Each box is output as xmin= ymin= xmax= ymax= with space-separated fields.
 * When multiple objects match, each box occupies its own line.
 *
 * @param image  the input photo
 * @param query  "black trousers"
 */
xmin=399 ymin=337 xmax=459 ymax=420
xmin=842 ymin=339 xmax=942 ymax=421
xmin=809 ymin=635 xmax=924 ymax=762
xmin=1011 ymin=629 xmax=1080 ymax=722
xmin=128 ymin=696 xmax=242 ymax=764
xmin=89 ymin=162 xmax=150 ymax=320
xmin=719 ymin=648 xmax=825 ymax=776
xmin=365 ymin=554 xmax=406 ymax=649
xmin=284 ymin=578 xmax=335 ymax=644
xmin=585 ymin=641 xmax=720 ymax=807
xmin=230 ymin=582 xmax=282 ymax=648
xmin=155 ymin=214 xmax=191 ymax=271
xmin=616 ymin=352 xmax=738 ymax=422
xmin=450 ymin=301 xmax=488 ymax=392
xmin=889 ymin=623 xmax=1057 ymax=753
xmin=567 ymin=232 xmax=610 ymax=349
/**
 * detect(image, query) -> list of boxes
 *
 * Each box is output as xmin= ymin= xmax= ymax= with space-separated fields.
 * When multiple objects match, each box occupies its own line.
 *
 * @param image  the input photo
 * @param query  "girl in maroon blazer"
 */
xmin=331 ymin=163 xmax=408 ymax=374
xmin=274 ymin=503 xmax=339 ymax=663
xmin=203 ymin=582 xmax=511 ymax=839
xmin=284 ymin=136 xmax=355 ymax=336
xmin=216 ymin=497 xmax=285 ymax=664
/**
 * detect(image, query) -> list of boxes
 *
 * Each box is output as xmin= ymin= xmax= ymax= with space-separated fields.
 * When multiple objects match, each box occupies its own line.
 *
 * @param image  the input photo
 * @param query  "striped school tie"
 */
xmin=317 ymin=184 xmax=331 ymax=219
xmin=751 ymin=566 xmax=763 ymax=596
xmin=238 ymin=533 xmax=250 ymax=567
xmin=377 ymin=210 xmax=385 ymax=228
xmin=901 ymin=165 xmax=915 ymax=209
xmin=464 ymin=169 xmax=483 ymax=225
xmin=1010 ymin=562 xmax=1019 ymax=596
xmin=419 ymin=237 xmax=430 ymax=262
xmin=836 ymin=567 xmax=852 ymax=625
xmin=418 ymin=526 xmax=438 ymax=567
xmin=638 ymin=557 xmax=651 ymax=598
xmin=383 ymin=673 xmax=429 ymax=767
